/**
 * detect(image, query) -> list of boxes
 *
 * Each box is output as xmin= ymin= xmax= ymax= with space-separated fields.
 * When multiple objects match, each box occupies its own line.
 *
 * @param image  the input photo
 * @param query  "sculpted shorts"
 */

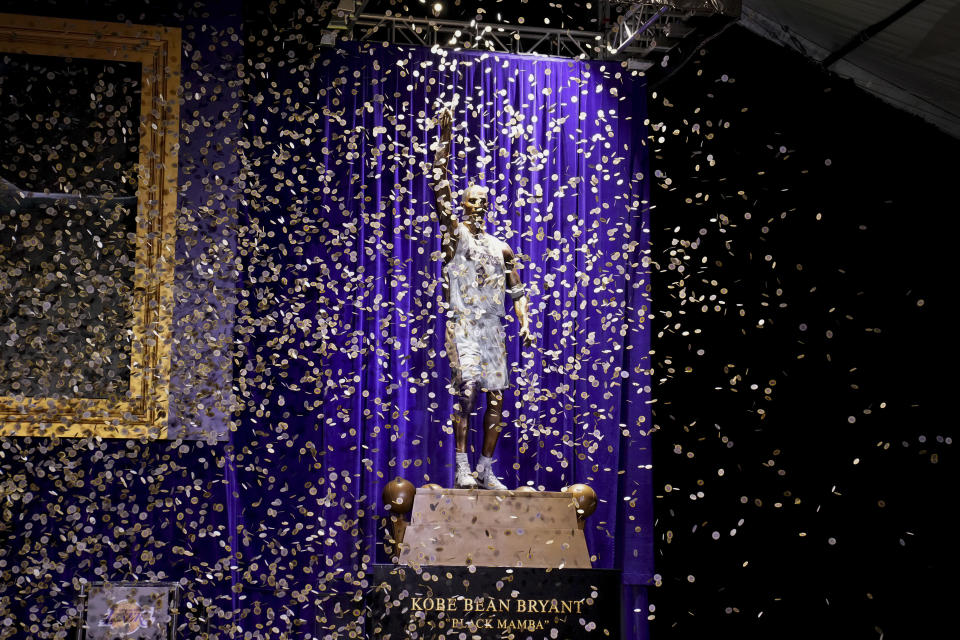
xmin=445 ymin=314 xmax=509 ymax=394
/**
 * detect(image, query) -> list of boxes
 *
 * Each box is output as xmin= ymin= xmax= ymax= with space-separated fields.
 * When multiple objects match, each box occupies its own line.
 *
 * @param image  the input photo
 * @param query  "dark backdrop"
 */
xmin=647 ymin=25 xmax=955 ymax=639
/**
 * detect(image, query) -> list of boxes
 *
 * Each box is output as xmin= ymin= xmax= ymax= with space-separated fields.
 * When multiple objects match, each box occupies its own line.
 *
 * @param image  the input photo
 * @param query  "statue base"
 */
xmin=398 ymin=487 xmax=591 ymax=569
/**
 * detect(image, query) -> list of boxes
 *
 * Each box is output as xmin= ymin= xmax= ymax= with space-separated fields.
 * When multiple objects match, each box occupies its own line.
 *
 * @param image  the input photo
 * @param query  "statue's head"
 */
xmin=461 ymin=184 xmax=488 ymax=228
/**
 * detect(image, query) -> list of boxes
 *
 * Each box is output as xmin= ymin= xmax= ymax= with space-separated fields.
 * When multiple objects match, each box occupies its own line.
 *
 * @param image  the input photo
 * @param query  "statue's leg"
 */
xmin=453 ymin=380 xmax=480 ymax=453
xmin=481 ymin=389 xmax=504 ymax=457
xmin=476 ymin=389 xmax=508 ymax=490
xmin=453 ymin=381 xmax=481 ymax=488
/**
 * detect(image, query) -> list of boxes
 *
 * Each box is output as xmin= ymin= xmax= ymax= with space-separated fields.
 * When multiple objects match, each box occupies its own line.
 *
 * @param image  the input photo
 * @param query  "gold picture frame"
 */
xmin=0 ymin=14 xmax=180 ymax=438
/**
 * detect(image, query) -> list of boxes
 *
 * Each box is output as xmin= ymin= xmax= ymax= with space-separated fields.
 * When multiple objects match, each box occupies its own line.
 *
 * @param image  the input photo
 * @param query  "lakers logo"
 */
xmin=98 ymin=599 xmax=156 ymax=636
xmin=469 ymin=242 xmax=500 ymax=290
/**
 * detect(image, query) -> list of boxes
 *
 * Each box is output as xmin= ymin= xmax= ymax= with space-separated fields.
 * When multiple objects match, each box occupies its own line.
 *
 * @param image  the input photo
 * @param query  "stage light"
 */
xmin=432 ymin=2 xmax=443 ymax=17
xmin=627 ymin=58 xmax=653 ymax=72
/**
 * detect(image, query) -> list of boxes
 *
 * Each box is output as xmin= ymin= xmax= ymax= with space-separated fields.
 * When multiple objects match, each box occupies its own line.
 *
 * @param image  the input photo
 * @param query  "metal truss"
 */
xmin=322 ymin=1 xmax=740 ymax=62
xmin=606 ymin=2 xmax=673 ymax=56
xmin=604 ymin=1 xmax=741 ymax=56
xmin=353 ymin=13 xmax=605 ymax=59
xmin=327 ymin=0 xmax=371 ymax=30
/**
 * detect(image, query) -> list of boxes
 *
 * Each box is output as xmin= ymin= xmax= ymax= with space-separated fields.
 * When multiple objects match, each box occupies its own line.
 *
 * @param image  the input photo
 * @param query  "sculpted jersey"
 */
xmin=443 ymin=223 xmax=511 ymax=392
xmin=444 ymin=223 xmax=508 ymax=319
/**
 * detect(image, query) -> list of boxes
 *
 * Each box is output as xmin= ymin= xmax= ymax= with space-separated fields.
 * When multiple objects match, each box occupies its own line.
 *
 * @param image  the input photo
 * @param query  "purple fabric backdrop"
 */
xmin=234 ymin=39 xmax=653 ymax=622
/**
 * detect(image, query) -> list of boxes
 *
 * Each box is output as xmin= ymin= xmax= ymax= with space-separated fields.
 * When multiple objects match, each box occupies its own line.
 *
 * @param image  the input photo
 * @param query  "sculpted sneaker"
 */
xmin=455 ymin=461 xmax=478 ymax=489
xmin=475 ymin=456 xmax=508 ymax=490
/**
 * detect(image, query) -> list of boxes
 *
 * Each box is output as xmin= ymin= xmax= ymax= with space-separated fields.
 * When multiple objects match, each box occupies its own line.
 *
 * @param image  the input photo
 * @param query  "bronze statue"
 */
xmin=431 ymin=107 xmax=534 ymax=490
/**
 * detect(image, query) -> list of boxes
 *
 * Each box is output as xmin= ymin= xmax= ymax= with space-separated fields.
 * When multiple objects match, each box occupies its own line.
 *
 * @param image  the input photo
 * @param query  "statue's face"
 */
xmin=462 ymin=186 xmax=488 ymax=225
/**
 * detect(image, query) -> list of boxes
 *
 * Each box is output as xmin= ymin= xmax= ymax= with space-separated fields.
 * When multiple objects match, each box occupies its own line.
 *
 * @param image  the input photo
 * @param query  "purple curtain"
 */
xmin=235 ymin=39 xmax=653 ymax=625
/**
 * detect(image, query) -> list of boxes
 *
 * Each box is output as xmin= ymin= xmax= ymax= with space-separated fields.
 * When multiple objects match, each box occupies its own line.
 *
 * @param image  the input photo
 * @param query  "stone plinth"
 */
xmin=398 ymin=488 xmax=591 ymax=569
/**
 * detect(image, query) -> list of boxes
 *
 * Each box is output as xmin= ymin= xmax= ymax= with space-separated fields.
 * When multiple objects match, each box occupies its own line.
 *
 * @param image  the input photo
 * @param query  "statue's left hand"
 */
xmin=519 ymin=325 xmax=535 ymax=347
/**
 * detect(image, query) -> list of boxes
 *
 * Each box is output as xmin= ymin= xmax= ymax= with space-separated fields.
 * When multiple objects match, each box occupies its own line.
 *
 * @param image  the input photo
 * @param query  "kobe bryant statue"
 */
xmin=430 ymin=105 xmax=535 ymax=490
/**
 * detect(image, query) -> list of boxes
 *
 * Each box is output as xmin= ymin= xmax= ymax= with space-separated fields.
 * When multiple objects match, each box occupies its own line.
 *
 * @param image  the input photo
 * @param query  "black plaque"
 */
xmin=367 ymin=564 xmax=621 ymax=639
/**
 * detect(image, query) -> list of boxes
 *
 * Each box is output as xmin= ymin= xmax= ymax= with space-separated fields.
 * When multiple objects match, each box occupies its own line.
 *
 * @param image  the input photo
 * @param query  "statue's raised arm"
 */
xmin=432 ymin=107 xmax=459 ymax=260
